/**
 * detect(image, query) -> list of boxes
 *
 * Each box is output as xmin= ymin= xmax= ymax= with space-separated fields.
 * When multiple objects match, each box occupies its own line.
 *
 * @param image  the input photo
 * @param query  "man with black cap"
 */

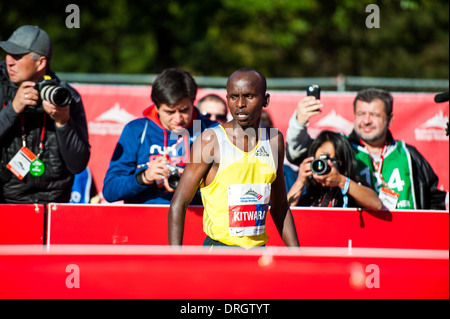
xmin=0 ymin=25 xmax=90 ymax=204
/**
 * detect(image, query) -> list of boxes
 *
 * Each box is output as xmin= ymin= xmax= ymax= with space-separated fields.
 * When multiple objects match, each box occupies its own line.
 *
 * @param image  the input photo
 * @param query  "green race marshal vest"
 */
xmin=351 ymin=140 xmax=416 ymax=209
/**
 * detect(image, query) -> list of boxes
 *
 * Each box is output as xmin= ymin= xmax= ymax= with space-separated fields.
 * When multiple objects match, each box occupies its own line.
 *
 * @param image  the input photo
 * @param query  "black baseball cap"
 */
xmin=0 ymin=25 xmax=52 ymax=59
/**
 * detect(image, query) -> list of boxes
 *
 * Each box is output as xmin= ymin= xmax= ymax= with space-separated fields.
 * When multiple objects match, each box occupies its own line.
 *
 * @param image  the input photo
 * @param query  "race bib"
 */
xmin=228 ymin=183 xmax=271 ymax=237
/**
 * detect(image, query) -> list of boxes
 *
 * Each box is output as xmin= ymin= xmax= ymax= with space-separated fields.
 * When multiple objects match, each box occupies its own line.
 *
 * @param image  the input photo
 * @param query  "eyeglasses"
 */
xmin=201 ymin=111 xmax=228 ymax=122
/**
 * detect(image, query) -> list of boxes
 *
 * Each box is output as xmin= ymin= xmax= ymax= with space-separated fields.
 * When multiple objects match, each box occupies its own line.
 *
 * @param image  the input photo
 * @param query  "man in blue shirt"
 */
xmin=103 ymin=68 xmax=217 ymax=204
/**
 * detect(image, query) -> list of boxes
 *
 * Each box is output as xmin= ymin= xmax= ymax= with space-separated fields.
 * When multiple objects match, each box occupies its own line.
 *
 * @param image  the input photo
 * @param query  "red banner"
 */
xmin=73 ymin=85 xmax=449 ymax=196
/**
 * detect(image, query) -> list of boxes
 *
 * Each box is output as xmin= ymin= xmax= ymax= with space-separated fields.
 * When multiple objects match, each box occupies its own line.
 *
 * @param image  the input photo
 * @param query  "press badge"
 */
xmin=379 ymin=187 xmax=399 ymax=210
xmin=6 ymin=146 xmax=37 ymax=180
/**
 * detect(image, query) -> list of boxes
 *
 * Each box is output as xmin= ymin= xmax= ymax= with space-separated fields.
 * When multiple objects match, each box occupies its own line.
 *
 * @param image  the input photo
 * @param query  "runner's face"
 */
xmin=157 ymin=97 xmax=194 ymax=133
xmin=226 ymin=71 xmax=269 ymax=130
xmin=354 ymin=99 xmax=392 ymax=144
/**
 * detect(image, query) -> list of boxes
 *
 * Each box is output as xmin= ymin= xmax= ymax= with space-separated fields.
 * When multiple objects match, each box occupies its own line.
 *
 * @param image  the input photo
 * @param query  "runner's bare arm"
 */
xmin=168 ymin=130 xmax=217 ymax=246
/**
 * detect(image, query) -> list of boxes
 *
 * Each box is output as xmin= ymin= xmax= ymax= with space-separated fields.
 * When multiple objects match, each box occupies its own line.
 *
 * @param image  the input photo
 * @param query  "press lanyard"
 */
xmin=21 ymin=114 xmax=47 ymax=159
xmin=361 ymin=139 xmax=388 ymax=186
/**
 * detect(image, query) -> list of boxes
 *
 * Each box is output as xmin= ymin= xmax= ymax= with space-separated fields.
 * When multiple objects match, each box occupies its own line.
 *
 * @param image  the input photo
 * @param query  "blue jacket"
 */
xmin=70 ymin=167 xmax=93 ymax=203
xmin=102 ymin=105 xmax=218 ymax=204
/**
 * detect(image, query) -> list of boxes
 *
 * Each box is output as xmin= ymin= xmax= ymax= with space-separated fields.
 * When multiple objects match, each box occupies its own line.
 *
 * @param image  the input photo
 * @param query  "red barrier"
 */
xmin=0 ymin=245 xmax=447 ymax=299
xmin=2 ymin=203 xmax=448 ymax=299
xmin=267 ymin=208 xmax=449 ymax=250
xmin=46 ymin=204 xmax=204 ymax=245
xmin=0 ymin=204 xmax=45 ymax=244
xmin=46 ymin=204 xmax=449 ymax=250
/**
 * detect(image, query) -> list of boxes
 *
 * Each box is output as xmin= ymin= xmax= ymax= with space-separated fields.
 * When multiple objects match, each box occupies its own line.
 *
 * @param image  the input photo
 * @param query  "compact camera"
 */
xmin=167 ymin=164 xmax=181 ymax=189
xmin=35 ymin=76 xmax=72 ymax=107
xmin=310 ymin=154 xmax=338 ymax=176
xmin=307 ymin=84 xmax=321 ymax=100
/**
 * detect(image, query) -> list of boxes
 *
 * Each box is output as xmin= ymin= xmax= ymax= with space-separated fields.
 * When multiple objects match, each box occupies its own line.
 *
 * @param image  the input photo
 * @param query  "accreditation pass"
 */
xmin=7 ymin=146 xmax=37 ymax=180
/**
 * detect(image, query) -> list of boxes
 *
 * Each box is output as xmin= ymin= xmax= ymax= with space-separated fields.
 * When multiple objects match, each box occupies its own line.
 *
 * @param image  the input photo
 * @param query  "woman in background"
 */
xmin=287 ymin=130 xmax=383 ymax=211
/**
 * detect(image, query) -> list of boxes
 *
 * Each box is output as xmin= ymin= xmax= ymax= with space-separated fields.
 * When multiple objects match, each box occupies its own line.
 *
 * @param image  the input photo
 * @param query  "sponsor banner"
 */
xmin=72 ymin=85 xmax=449 ymax=194
xmin=73 ymin=84 xmax=148 ymax=193
xmin=414 ymin=110 xmax=448 ymax=141
xmin=88 ymin=103 xmax=138 ymax=136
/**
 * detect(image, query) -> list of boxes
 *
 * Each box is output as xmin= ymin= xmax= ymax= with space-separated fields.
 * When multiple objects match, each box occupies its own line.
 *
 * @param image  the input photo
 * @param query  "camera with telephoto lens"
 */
xmin=310 ymin=154 xmax=339 ymax=175
xmin=167 ymin=164 xmax=181 ymax=189
xmin=35 ymin=75 xmax=72 ymax=107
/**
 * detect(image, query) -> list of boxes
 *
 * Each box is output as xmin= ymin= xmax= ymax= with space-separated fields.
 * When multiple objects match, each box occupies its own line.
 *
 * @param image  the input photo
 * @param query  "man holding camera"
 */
xmin=0 ymin=25 xmax=90 ymax=204
xmin=285 ymin=88 xmax=446 ymax=210
xmin=102 ymin=68 xmax=217 ymax=204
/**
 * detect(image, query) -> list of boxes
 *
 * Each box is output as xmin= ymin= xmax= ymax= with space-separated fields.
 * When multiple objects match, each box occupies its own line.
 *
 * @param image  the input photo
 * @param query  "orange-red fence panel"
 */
xmin=0 ymin=204 xmax=45 ymax=244
xmin=46 ymin=204 xmax=449 ymax=250
xmin=46 ymin=204 xmax=204 ymax=245
xmin=266 ymin=208 xmax=449 ymax=250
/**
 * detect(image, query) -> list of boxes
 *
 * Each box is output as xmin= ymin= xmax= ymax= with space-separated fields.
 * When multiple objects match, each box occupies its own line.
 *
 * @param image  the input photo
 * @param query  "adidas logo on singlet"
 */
xmin=255 ymin=146 xmax=269 ymax=157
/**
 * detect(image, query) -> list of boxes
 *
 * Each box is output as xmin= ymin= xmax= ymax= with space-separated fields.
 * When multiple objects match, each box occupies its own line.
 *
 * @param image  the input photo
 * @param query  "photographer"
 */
xmin=0 ymin=25 xmax=90 ymax=204
xmin=286 ymin=88 xmax=446 ymax=210
xmin=287 ymin=130 xmax=382 ymax=210
xmin=102 ymin=68 xmax=217 ymax=204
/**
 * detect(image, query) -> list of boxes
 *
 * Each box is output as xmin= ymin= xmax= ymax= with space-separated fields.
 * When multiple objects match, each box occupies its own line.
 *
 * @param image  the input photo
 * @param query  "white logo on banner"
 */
xmin=414 ymin=110 xmax=449 ymax=141
xmin=308 ymin=109 xmax=354 ymax=138
xmin=88 ymin=103 xmax=137 ymax=136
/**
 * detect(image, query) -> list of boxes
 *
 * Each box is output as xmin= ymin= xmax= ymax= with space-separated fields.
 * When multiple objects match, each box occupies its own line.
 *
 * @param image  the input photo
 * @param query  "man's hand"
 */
xmin=42 ymin=100 xmax=71 ymax=127
xmin=12 ymin=81 xmax=38 ymax=114
xmin=296 ymin=96 xmax=323 ymax=125
xmin=142 ymin=156 xmax=184 ymax=192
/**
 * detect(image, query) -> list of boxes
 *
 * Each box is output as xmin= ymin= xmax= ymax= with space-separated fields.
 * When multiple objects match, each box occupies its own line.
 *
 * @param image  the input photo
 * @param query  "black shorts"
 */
xmin=202 ymin=236 xmax=265 ymax=249
xmin=202 ymin=236 xmax=234 ymax=248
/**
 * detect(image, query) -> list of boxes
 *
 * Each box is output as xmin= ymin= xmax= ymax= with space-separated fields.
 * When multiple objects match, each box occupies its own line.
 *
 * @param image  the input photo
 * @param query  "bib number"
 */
xmin=387 ymin=168 xmax=405 ymax=191
xmin=228 ymin=183 xmax=270 ymax=237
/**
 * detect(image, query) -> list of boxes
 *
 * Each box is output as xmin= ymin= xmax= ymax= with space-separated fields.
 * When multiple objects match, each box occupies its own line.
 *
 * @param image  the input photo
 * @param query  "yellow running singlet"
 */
xmin=200 ymin=125 xmax=277 ymax=248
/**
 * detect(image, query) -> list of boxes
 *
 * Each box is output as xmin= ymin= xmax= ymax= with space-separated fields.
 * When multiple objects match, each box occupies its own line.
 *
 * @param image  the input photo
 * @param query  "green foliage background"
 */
xmin=0 ymin=0 xmax=448 ymax=79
